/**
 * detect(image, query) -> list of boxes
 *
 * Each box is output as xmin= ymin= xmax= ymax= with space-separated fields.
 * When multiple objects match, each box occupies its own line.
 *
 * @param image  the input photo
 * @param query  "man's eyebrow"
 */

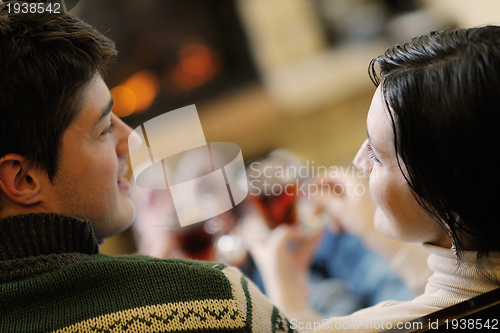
xmin=91 ymin=99 xmax=114 ymax=131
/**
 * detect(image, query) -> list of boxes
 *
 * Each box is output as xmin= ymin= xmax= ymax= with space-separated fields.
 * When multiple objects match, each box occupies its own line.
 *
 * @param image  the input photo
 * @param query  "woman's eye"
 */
xmin=366 ymin=143 xmax=382 ymax=165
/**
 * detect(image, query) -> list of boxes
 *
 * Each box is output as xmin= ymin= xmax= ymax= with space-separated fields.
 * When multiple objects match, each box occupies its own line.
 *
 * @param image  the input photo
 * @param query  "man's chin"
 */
xmin=94 ymin=200 xmax=135 ymax=240
xmin=116 ymin=199 xmax=136 ymax=233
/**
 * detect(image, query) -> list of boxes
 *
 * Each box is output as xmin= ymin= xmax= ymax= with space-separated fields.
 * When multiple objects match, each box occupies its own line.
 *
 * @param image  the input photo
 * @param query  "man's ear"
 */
xmin=0 ymin=154 xmax=44 ymax=206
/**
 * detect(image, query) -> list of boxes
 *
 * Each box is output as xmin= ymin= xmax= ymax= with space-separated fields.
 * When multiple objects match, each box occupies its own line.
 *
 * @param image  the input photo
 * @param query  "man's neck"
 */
xmin=0 ymin=213 xmax=100 ymax=261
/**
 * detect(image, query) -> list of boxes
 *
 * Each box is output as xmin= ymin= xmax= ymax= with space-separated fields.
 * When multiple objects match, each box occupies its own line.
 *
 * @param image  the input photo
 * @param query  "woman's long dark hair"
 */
xmin=369 ymin=26 xmax=500 ymax=274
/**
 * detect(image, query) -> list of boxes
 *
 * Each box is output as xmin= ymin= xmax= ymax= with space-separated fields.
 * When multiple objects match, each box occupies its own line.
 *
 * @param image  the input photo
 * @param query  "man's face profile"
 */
xmin=46 ymin=75 xmax=136 ymax=239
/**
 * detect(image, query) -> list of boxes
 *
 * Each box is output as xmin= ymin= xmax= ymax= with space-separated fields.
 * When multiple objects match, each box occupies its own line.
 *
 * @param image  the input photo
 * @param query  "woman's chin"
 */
xmin=373 ymin=208 xmax=399 ymax=241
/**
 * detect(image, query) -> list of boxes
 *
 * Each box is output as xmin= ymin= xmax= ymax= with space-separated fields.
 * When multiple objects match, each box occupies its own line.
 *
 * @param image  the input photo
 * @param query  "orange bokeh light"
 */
xmin=111 ymin=70 xmax=159 ymax=117
xmin=172 ymin=43 xmax=219 ymax=90
xmin=180 ymin=44 xmax=214 ymax=76
xmin=110 ymin=86 xmax=136 ymax=117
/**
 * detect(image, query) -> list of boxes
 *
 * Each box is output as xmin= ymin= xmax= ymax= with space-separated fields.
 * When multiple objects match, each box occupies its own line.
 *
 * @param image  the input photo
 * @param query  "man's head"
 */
xmin=0 ymin=3 xmax=136 ymax=239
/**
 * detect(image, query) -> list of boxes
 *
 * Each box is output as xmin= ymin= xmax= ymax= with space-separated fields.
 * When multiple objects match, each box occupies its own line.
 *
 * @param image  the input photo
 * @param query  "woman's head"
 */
xmin=354 ymin=87 xmax=452 ymax=249
xmin=358 ymin=26 xmax=500 ymax=257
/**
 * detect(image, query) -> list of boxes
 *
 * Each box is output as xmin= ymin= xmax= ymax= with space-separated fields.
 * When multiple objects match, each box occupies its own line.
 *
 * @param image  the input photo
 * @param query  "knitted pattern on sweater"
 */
xmin=0 ymin=213 xmax=295 ymax=333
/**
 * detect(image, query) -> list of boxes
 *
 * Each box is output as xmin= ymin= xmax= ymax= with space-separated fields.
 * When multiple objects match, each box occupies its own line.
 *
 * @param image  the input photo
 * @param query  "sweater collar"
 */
xmin=0 ymin=213 xmax=99 ymax=261
xmin=417 ymin=243 xmax=500 ymax=308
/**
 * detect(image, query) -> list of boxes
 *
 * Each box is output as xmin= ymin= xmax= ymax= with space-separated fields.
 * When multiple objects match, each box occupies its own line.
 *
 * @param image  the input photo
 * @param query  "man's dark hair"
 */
xmin=369 ymin=26 xmax=500 ymax=277
xmin=0 ymin=2 xmax=117 ymax=184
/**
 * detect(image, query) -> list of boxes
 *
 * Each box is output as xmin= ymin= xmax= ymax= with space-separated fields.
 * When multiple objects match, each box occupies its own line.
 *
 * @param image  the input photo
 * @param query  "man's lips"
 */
xmin=117 ymin=161 xmax=130 ymax=191
xmin=118 ymin=177 xmax=130 ymax=191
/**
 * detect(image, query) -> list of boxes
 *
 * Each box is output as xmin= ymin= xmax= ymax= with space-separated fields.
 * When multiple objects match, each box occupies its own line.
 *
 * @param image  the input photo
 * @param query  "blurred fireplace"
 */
xmin=77 ymin=0 xmax=258 ymax=128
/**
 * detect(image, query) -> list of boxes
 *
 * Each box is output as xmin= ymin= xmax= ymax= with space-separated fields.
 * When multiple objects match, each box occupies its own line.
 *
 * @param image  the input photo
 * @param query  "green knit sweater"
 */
xmin=0 ymin=213 xmax=295 ymax=333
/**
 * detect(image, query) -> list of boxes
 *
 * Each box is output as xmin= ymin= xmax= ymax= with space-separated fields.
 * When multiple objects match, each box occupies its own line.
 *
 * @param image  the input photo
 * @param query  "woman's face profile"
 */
xmin=354 ymin=86 xmax=452 ymax=248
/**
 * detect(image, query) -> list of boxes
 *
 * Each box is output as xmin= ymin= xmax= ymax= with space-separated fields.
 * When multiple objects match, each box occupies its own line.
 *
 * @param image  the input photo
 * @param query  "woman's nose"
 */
xmin=353 ymin=139 xmax=373 ymax=174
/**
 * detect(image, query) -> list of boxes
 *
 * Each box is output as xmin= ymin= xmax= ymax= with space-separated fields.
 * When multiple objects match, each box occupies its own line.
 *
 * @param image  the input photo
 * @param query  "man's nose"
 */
xmin=112 ymin=113 xmax=141 ymax=156
xmin=127 ymin=126 xmax=142 ymax=154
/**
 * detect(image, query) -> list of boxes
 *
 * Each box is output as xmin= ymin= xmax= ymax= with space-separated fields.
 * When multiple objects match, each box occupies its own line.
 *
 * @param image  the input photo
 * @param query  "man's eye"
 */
xmin=101 ymin=123 xmax=114 ymax=135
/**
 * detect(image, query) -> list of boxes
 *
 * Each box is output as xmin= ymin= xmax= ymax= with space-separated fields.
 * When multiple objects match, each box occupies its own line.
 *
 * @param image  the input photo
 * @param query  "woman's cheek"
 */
xmin=368 ymin=171 xmax=391 ymax=231
xmin=368 ymin=168 xmax=383 ymax=207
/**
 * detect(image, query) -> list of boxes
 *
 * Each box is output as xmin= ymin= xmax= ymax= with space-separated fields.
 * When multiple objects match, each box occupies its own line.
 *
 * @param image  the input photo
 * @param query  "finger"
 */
xmin=293 ymin=228 xmax=325 ymax=269
xmin=328 ymin=217 xmax=343 ymax=234
xmin=240 ymin=213 xmax=271 ymax=247
xmin=272 ymin=224 xmax=303 ymax=249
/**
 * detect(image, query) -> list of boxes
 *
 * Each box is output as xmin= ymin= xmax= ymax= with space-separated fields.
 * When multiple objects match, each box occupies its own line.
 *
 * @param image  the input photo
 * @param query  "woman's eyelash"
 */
xmin=366 ymin=143 xmax=382 ymax=164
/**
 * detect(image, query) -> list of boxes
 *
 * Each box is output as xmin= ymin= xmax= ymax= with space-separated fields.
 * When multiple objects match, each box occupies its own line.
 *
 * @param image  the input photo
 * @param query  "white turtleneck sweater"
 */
xmin=290 ymin=243 xmax=500 ymax=332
